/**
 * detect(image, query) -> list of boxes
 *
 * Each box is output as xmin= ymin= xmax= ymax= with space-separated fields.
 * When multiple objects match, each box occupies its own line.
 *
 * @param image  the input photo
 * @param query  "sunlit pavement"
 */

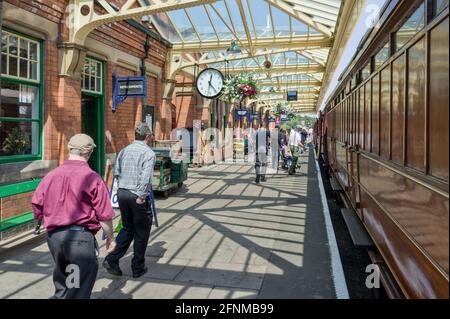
xmin=0 ymin=150 xmax=337 ymax=299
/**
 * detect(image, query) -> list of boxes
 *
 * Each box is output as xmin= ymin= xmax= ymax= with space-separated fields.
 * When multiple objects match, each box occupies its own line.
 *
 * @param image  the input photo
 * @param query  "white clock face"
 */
xmin=196 ymin=68 xmax=224 ymax=99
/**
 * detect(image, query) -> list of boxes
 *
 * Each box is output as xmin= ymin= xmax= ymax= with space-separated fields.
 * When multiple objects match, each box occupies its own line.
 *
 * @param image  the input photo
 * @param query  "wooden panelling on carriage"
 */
xmin=317 ymin=0 xmax=449 ymax=298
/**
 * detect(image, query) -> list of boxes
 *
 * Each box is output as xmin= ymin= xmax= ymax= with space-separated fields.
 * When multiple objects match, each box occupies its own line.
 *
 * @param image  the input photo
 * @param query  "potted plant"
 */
xmin=2 ymin=127 xmax=30 ymax=155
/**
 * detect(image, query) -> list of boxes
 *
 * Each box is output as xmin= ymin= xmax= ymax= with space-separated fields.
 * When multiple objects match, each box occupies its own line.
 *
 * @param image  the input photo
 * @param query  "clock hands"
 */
xmin=207 ymin=74 xmax=218 ymax=95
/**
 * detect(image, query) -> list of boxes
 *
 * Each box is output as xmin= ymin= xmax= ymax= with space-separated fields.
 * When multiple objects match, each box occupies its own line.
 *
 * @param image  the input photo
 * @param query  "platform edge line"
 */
xmin=314 ymin=148 xmax=350 ymax=299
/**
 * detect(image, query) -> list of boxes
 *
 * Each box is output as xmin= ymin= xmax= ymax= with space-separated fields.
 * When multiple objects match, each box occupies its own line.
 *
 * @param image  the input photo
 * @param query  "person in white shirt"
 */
xmin=288 ymin=125 xmax=303 ymax=175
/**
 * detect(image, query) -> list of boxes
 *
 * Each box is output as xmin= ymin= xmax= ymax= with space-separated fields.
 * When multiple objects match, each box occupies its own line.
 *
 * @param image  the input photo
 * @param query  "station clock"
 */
xmin=196 ymin=68 xmax=224 ymax=99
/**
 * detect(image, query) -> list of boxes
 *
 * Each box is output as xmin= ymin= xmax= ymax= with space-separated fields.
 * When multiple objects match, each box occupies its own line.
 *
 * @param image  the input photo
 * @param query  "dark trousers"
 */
xmin=255 ymin=152 xmax=268 ymax=180
xmin=289 ymin=146 xmax=300 ymax=174
xmin=106 ymin=189 xmax=152 ymax=273
xmin=47 ymin=228 xmax=98 ymax=299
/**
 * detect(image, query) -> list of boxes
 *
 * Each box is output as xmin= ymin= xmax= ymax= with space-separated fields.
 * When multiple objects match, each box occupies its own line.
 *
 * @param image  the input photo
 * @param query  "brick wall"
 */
xmin=4 ymin=0 xmax=167 ymax=65
xmin=1 ymin=0 xmax=170 ymax=231
xmin=44 ymin=40 xmax=82 ymax=164
xmin=1 ymin=192 xmax=33 ymax=220
xmin=173 ymin=75 xmax=212 ymax=130
xmin=5 ymin=0 xmax=67 ymax=24
xmin=5 ymin=0 xmax=169 ymax=160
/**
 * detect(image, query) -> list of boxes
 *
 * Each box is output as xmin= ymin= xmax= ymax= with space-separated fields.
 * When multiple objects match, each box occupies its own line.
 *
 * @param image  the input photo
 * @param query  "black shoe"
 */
xmin=103 ymin=259 xmax=122 ymax=276
xmin=261 ymin=176 xmax=266 ymax=182
xmin=132 ymin=267 xmax=148 ymax=278
xmin=255 ymin=178 xmax=260 ymax=183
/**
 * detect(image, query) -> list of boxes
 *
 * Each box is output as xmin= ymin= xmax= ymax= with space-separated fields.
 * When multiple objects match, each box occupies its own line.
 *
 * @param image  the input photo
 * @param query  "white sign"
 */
xmin=110 ymin=178 xmax=119 ymax=209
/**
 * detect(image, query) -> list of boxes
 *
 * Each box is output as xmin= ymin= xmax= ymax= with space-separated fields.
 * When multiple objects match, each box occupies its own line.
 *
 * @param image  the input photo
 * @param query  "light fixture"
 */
xmin=226 ymin=41 xmax=242 ymax=54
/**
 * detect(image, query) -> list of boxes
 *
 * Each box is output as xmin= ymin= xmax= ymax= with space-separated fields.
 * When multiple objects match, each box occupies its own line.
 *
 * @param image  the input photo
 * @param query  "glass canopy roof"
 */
xmin=142 ymin=0 xmax=343 ymax=112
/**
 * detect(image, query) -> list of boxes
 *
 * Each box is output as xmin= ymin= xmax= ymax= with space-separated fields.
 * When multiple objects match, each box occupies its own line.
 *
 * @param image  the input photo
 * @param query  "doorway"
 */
xmin=81 ymin=95 xmax=104 ymax=175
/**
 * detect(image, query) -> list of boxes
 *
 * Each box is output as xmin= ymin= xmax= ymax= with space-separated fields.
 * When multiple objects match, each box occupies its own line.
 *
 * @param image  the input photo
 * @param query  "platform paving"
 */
xmin=0 ymin=150 xmax=338 ymax=299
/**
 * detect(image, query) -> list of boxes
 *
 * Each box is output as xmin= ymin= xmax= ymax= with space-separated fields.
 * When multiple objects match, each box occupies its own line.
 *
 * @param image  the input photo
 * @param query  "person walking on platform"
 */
xmin=288 ymin=125 xmax=303 ymax=175
xmin=301 ymin=128 xmax=308 ymax=153
xmin=31 ymin=134 xmax=116 ymax=299
xmin=278 ymin=127 xmax=287 ymax=148
xmin=253 ymin=122 xmax=270 ymax=183
xmin=277 ymin=127 xmax=287 ymax=169
xmin=103 ymin=123 xmax=155 ymax=279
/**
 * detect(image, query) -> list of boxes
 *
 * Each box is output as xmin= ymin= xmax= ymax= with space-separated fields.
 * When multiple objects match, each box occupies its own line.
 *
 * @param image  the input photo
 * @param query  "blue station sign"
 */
xmin=234 ymin=108 xmax=248 ymax=121
xmin=112 ymin=75 xmax=147 ymax=112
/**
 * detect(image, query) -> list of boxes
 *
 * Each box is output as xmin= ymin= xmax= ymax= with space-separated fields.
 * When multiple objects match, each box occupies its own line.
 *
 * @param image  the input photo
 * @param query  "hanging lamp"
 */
xmin=226 ymin=41 xmax=242 ymax=54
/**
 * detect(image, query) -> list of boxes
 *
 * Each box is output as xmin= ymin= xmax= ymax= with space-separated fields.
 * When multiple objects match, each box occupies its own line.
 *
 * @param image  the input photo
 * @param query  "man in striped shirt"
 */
xmin=103 ymin=123 xmax=155 ymax=278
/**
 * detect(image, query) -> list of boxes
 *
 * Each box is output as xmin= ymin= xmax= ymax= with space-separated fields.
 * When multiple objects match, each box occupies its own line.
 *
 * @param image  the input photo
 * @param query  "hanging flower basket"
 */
xmin=237 ymin=73 xmax=259 ymax=101
xmin=220 ymin=73 xmax=260 ymax=104
xmin=271 ymin=101 xmax=294 ymax=120
xmin=239 ymin=84 xmax=257 ymax=99
xmin=220 ymin=77 xmax=241 ymax=104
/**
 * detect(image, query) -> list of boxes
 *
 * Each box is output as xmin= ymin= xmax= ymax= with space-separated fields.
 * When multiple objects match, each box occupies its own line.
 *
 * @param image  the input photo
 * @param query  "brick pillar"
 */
xmin=160 ymin=79 xmax=176 ymax=140
xmin=44 ymin=41 xmax=82 ymax=164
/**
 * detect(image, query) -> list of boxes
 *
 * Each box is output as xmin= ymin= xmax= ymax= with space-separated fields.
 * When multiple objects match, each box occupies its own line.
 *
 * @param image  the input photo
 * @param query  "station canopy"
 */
xmin=142 ymin=0 xmax=343 ymax=113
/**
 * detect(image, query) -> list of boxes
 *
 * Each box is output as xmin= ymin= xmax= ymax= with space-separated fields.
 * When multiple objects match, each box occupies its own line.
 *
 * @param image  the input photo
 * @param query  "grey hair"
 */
xmin=69 ymin=148 xmax=91 ymax=156
xmin=69 ymin=148 xmax=82 ymax=155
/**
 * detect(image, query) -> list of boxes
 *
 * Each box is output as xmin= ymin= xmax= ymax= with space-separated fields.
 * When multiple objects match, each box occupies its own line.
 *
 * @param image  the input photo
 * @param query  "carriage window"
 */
xmin=351 ymin=73 xmax=358 ymax=89
xmin=346 ymin=80 xmax=351 ymax=94
xmin=361 ymin=62 xmax=371 ymax=82
xmin=374 ymin=41 xmax=390 ymax=70
xmin=396 ymin=3 xmax=425 ymax=51
xmin=435 ymin=0 xmax=449 ymax=15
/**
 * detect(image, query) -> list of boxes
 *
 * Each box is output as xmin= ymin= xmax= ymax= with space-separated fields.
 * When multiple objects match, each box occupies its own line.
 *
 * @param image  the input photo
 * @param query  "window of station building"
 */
xmin=374 ymin=41 xmax=390 ymax=70
xmin=1 ymin=30 xmax=42 ymax=161
xmin=1 ymin=31 xmax=39 ymax=81
xmin=81 ymin=58 xmax=103 ymax=94
xmin=395 ymin=3 xmax=425 ymax=52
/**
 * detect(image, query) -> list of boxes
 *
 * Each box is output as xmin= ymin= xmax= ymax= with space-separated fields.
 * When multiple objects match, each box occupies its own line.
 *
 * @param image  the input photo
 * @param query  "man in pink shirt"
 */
xmin=32 ymin=134 xmax=116 ymax=299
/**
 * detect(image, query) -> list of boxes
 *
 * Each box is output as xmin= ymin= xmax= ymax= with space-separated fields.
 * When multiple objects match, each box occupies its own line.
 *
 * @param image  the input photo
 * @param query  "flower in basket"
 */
xmin=220 ymin=77 xmax=241 ymax=104
xmin=220 ymin=73 xmax=260 ymax=103
xmin=239 ymin=84 xmax=257 ymax=98
xmin=236 ymin=73 xmax=259 ymax=100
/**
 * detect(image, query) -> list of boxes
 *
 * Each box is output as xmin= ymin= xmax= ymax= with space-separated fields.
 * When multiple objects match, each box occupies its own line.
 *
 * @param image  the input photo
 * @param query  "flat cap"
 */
xmin=68 ymin=134 xmax=96 ymax=153
xmin=135 ymin=122 xmax=152 ymax=136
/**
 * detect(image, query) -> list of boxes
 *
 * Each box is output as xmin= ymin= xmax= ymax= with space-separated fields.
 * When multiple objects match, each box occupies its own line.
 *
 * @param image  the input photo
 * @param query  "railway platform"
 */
xmin=0 ymin=150 xmax=354 ymax=299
